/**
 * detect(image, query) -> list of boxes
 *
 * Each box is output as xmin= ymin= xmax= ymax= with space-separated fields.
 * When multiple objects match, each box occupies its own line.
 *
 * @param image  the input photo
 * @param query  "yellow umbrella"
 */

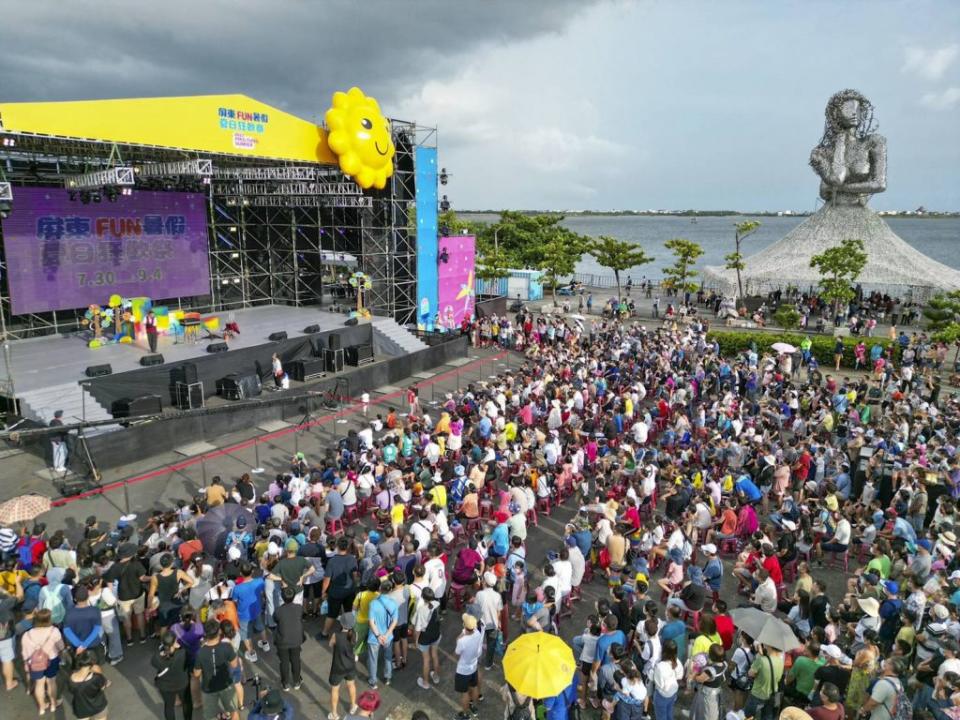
xmin=502 ymin=631 xmax=576 ymax=699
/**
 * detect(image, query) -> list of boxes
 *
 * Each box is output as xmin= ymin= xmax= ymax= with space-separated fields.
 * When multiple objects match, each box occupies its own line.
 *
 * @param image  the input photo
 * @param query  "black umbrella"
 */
xmin=196 ymin=503 xmax=257 ymax=558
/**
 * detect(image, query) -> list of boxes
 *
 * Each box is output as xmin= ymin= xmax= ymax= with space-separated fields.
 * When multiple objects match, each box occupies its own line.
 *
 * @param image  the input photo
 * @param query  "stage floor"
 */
xmin=5 ymin=305 xmax=353 ymax=394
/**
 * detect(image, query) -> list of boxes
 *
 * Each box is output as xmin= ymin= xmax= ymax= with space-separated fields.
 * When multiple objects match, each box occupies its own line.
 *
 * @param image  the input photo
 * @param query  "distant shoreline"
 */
xmin=460 ymin=210 xmax=960 ymax=219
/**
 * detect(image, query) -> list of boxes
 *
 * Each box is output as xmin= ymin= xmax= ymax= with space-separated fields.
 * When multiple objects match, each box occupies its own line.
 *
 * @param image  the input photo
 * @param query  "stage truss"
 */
xmin=0 ymin=120 xmax=433 ymax=350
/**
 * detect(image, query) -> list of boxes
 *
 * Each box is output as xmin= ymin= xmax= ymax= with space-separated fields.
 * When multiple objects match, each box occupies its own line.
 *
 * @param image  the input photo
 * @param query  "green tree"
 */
xmin=539 ymin=231 xmax=590 ymax=304
xmin=588 ymin=235 xmax=653 ymax=299
xmin=924 ymin=291 xmax=960 ymax=342
xmin=662 ymin=238 xmax=704 ymax=294
xmin=725 ymin=220 xmax=760 ymax=304
xmin=809 ymin=238 xmax=868 ymax=321
xmin=475 ymin=246 xmax=511 ymax=283
xmin=773 ymin=304 xmax=801 ymax=330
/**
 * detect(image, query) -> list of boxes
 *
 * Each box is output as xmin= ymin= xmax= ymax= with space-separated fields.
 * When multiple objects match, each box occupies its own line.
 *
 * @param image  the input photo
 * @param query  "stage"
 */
xmin=5 ymin=305 xmax=429 ymax=430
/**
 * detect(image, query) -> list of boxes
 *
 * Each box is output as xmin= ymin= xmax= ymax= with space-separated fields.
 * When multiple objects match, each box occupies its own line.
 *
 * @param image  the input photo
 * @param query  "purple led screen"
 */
xmin=1 ymin=187 xmax=211 ymax=315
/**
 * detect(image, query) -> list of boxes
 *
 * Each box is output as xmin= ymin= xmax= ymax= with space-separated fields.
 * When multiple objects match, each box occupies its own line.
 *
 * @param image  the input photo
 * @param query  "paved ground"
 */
xmin=0 ymin=328 xmax=856 ymax=720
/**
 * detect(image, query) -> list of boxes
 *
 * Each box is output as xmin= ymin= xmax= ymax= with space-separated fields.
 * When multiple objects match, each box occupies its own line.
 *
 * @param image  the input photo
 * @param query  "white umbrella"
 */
xmin=771 ymin=342 xmax=797 ymax=354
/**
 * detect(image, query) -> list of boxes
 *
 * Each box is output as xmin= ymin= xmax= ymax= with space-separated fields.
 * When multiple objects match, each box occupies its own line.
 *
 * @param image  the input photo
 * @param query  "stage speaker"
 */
xmin=172 ymin=362 xmax=199 ymax=386
xmin=269 ymin=331 xmax=288 ymax=342
xmin=344 ymin=344 xmax=374 ymax=367
xmin=288 ymin=358 xmax=327 ymax=382
xmin=303 ymin=324 xmax=321 ymax=334
xmin=112 ymin=394 xmax=163 ymax=418
xmin=309 ymin=337 xmax=325 ymax=357
xmin=207 ymin=341 xmax=229 ymax=353
xmin=140 ymin=353 xmax=164 ymax=367
xmin=327 ymin=333 xmax=341 ymax=350
xmin=324 ymin=348 xmax=344 ymax=373
xmin=85 ymin=364 xmax=112 ymax=378
xmin=216 ymin=373 xmax=262 ymax=400
xmin=343 ymin=317 xmax=358 ymax=327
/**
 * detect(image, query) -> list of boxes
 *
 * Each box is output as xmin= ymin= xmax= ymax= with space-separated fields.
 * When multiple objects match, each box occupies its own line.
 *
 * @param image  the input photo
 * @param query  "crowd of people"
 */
xmin=1 ymin=302 xmax=959 ymax=720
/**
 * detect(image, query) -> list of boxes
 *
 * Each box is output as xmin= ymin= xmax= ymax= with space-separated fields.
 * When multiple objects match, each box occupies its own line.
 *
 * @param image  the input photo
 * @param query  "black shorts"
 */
xmin=326 ymin=593 xmax=355 ymax=619
xmin=304 ymin=583 xmax=323 ymax=601
xmin=581 ymin=660 xmax=593 ymax=677
xmin=454 ymin=671 xmax=479 ymax=693
xmin=393 ymin=623 xmax=408 ymax=642
xmin=329 ymin=671 xmax=356 ymax=687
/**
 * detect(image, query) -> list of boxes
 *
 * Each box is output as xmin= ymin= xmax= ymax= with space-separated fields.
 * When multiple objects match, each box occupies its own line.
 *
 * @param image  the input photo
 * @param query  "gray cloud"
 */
xmin=0 ymin=0 xmax=605 ymax=120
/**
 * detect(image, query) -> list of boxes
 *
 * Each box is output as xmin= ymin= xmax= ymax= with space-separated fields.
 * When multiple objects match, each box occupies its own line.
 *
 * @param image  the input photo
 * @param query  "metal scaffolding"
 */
xmin=0 ymin=120 xmax=435 ymax=345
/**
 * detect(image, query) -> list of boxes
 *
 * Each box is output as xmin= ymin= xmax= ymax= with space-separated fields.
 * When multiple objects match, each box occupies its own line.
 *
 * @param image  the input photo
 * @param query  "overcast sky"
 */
xmin=1 ymin=0 xmax=958 ymax=211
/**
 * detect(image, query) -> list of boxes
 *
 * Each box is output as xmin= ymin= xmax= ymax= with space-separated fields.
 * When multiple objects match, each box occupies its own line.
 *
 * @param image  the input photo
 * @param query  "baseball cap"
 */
xmin=883 ymin=580 xmax=899 ymax=595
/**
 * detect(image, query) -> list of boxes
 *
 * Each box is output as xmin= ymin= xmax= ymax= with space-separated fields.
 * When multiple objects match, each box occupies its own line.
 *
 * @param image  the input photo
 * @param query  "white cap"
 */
xmin=821 ymin=644 xmax=843 ymax=660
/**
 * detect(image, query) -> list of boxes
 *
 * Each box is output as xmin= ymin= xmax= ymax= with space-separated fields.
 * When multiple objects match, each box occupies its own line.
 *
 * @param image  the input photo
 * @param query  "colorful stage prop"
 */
xmin=437 ymin=235 xmax=476 ymax=331
xmin=348 ymin=271 xmax=373 ymax=320
xmin=324 ymin=87 xmax=395 ymax=190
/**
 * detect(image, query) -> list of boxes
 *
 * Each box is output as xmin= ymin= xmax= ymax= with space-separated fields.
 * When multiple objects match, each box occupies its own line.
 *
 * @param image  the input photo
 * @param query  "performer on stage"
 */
xmin=50 ymin=409 xmax=67 ymax=473
xmin=145 ymin=310 xmax=158 ymax=353
xmin=272 ymin=353 xmax=283 ymax=388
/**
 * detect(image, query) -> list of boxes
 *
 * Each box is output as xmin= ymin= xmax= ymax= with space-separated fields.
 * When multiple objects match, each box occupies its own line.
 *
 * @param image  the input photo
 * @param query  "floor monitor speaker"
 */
xmin=85 ymin=364 xmax=112 ymax=378
xmin=269 ymin=331 xmax=288 ymax=342
xmin=207 ymin=341 xmax=229 ymax=353
xmin=140 ymin=353 xmax=164 ymax=367
xmin=303 ymin=324 xmax=321 ymax=334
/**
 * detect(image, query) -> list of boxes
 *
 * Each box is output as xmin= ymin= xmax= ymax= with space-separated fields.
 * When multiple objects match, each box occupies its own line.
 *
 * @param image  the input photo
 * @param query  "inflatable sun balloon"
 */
xmin=325 ymin=87 xmax=395 ymax=190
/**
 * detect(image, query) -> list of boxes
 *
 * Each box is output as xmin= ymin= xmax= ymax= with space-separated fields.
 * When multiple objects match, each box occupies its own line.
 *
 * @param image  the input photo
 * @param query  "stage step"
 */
xmin=18 ymin=383 xmax=117 ymax=436
xmin=370 ymin=317 xmax=429 ymax=357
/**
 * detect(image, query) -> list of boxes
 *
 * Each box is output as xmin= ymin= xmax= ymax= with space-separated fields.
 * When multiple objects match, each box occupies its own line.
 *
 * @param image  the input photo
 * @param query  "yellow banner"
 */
xmin=0 ymin=94 xmax=338 ymax=165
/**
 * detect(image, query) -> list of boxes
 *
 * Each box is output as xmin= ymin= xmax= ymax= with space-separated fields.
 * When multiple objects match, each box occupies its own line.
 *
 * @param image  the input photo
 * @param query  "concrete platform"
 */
xmin=174 ymin=441 xmax=218 ymax=456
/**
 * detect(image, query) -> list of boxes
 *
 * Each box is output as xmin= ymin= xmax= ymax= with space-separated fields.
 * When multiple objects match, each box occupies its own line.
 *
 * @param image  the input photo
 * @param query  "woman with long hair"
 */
xmin=151 ymin=632 xmax=191 ymax=720
xmin=66 ymin=650 xmax=110 ymax=720
xmin=845 ymin=628 xmax=881 ymax=716
xmin=650 ymin=639 xmax=683 ymax=720
xmin=786 ymin=589 xmax=812 ymax=640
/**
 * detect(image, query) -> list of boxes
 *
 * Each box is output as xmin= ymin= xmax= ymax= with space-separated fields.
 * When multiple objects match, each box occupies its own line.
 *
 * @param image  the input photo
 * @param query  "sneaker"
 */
xmin=327 ymin=713 xmax=340 ymax=720
xmin=385 ymin=677 xmax=391 ymax=686
xmin=139 ymin=636 xmax=147 ymax=644
xmin=349 ymin=706 xmax=359 ymax=715
xmin=417 ymin=677 xmax=431 ymax=690
xmin=109 ymin=657 xmax=122 ymax=666
xmin=282 ymin=685 xmax=291 ymax=692
xmin=244 ymin=651 xmax=258 ymax=663
xmin=483 ymin=665 xmax=493 ymax=671
xmin=456 ymin=713 xmax=470 ymax=720
xmin=477 ymin=694 xmax=485 ymax=703
xmin=368 ymin=680 xmax=378 ymax=690
xmin=470 ymin=703 xmax=479 ymax=717
xmin=293 ymin=682 xmax=302 ymax=690
xmin=258 ymin=640 xmax=271 ymax=652
xmin=430 ymin=671 xmax=440 ymax=684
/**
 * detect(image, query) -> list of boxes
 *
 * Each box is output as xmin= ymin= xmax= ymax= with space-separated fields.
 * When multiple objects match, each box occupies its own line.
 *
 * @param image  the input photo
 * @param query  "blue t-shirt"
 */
xmin=595 ymin=630 xmax=626 ymax=667
xmin=660 ymin=619 xmax=688 ymax=662
xmin=735 ymin=476 xmax=762 ymax=503
xmin=232 ymin=577 xmax=265 ymax=622
xmin=892 ymin=517 xmax=917 ymax=544
xmin=491 ymin=523 xmax=510 ymax=556
xmin=367 ymin=594 xmax=398 ymax=641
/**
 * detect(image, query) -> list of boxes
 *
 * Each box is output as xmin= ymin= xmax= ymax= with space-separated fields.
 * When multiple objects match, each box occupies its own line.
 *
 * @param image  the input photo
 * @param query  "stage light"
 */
xmin=121 ymin=187 xmax=133 ymax=196
xmin=104 ymin=186 xmax=119 ymax=203
xmin=439 ymin=167 xmax=449 ymax=185
xmin=1 ymin=137 xmax=15 ymax=147
xmin=229 ymin=226 xmax=237 ymax=233
xmin=230 ymin=252 xmax=240 ymax=259
xmin=440 ymin=195 xmax=451 ymax=212
xmin=91 ymin=191 xmax=102 ymax=203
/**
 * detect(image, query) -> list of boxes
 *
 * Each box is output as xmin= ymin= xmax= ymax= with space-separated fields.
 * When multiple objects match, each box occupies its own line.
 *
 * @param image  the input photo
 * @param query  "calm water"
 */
xmin=464 ymin=213 xmax=960 ymax=280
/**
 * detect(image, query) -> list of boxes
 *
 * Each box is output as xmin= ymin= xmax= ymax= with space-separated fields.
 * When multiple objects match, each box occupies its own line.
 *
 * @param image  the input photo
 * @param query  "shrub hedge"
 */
xmin=705 ymin=329 xmax=896 ymax=369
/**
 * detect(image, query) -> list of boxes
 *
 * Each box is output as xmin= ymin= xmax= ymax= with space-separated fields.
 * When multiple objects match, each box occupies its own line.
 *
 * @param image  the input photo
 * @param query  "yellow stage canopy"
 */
xmin=0 ymin=94 xmax=339 ymax=165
